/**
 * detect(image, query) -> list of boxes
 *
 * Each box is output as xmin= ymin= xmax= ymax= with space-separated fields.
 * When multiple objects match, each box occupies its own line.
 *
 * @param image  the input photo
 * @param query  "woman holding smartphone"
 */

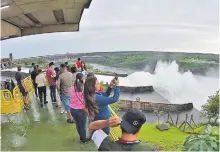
xmin=84 ymin=76 xmax=120 ymax=135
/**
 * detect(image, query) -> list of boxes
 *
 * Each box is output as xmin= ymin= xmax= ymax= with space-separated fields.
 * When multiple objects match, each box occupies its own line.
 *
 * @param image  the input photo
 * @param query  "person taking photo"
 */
xmin=84 ymin=76 xmax=120 ymax=135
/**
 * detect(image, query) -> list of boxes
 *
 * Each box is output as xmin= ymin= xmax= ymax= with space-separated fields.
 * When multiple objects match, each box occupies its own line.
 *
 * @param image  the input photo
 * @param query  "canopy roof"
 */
xmin=1 ymin=0 xmax=92 ymax=40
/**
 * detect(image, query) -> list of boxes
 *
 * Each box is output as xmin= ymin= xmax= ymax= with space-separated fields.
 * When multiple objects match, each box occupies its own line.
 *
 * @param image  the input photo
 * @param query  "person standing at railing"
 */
xmin=80 ymin=61 xmax=88 ymax=78
xmin=29 ymin=63 xmax=35 ymax=74
xmin=89 ymin=109 xmax=154 ymax=151
xmin=84 ymin=76 xmax=120 ymax=135
xmin=46 ymin=62 xmax=57 ymax=104
xmin=15 ymin=66 xmax=29 ymax=110
xmin=57 ymin=64 xmax=74 ymax=123
xmin=86 ymin=73 xmax=104 ymax=125
xmin=35 ymin=69 xmax=48 ymax=107
xmin=75 ymin=58 xmax=81 ymax=71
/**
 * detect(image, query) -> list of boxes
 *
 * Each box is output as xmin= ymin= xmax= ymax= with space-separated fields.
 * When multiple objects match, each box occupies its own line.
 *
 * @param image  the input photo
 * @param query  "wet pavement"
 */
xmin=1 ymin=91 xmax=97 ymax=151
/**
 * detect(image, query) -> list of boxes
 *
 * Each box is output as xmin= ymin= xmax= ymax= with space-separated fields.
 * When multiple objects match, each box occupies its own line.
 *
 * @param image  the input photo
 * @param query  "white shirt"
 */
xmin=35 ymin=73 xmax=47 ymax=87
xmin=91 ymin=129 xmax=108 ymax=148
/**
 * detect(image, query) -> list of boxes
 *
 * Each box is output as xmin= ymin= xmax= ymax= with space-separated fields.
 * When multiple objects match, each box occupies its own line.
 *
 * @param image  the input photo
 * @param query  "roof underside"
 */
xmin=1 ymin=0 xmax=92 ymax=40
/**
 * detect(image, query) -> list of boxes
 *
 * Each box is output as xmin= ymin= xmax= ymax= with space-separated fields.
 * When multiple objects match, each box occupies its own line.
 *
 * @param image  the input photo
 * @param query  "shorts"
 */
xmin=60 ymin=95 xmax=70 ymax=111
xmin=18 ymin=84 xmax=28 ymax=96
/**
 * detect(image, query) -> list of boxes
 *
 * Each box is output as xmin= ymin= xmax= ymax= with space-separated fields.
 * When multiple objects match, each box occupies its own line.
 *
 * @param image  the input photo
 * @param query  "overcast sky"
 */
xmin=1 ymin=0 xmax=219 ymax=59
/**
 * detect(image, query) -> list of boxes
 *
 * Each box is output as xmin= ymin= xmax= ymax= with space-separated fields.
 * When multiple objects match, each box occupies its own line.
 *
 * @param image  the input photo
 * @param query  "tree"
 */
xmin=153 ymin=110 xmax=164 ymax=124
xmin=182 ymin=125 xmax=219 ymax=151
xmin=202 ymin=91 xmax=219 ymax=125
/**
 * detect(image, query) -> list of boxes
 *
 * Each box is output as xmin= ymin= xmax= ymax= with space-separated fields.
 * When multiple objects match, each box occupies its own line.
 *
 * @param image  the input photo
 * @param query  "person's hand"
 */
xmin=109 ymin=79 xmax=119 ymax=88
xmin=115 ymin=79 xmax=119 ymax=86
xmin=108 ymin=116 xmax=120 ymax=127
xmin=109 ymin=79 xmax=114 ymax=88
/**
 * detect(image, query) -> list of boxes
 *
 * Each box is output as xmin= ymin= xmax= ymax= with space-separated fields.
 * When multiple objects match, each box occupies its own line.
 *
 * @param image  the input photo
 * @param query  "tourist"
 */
xmin=89 ymin=109 xmax=154 ymax=151
xmin=70 ymin=66 xmax=77 ymax=82
xmin=84 ymin=76 xmax=120 ymax=135
xmin=65 ymin=62 xmax=70 ymax=72
xmin=57 ymin=64 xmax=74 ymax=123
xmin=69 ymin=73 xmax=90 ymax=143
xmin=81 ymin=61 xmax=88 ymax=77
xmin=86 ymin=73 xmax=103 ymax=124
xmin=87 ymin=73 xmax=103 ymax=92
xmin=29 ymin=63 xmax=35 ymax=74
xmin=54 ymin=67 xmax=63 ymax=110
xmin=31 ymin=67 xmax=38 ymax=97
xmin=46 ymin=62 xmax=57 ymax=103
xmin=54 ymin=67 xmax=60 ymax=82
xmin=36 ymin=65 xmax=39 ymax=70
xmin=75 ymin=58 xmax=81 ymax=71
xmin=35 ymin=69 xmax=48 ymax=107
xmin=15 ymin=66 xmax=29 ymax=110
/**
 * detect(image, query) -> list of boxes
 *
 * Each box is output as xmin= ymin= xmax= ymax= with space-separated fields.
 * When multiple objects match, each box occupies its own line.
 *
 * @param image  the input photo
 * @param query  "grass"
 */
xmin=112 ymin=123 xmax=190 ymax=151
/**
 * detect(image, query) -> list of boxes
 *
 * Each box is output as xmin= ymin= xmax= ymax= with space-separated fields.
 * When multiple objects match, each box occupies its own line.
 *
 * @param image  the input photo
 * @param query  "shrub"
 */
xmin=182 ymin=125 xmax=219 ymax=151
xmin=202 ymin=91 xmax=219 ymax=125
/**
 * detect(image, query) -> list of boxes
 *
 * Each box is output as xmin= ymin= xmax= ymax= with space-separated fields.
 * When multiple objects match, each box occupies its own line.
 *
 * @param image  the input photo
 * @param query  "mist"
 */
xmin=96 ymin=60 xmax=219 ymax=110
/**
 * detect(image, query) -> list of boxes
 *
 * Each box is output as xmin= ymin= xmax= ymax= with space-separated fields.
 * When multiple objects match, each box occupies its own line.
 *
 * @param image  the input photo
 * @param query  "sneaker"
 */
xmin=80 ymin=138 xmax=91 ymax=144
xmin=52 ymin=100 xmax=57 ymax=104
xmin=44 ymin=101 xmax=48 ymax=104
xmin=67 ymin=119 xmax=74 ymax=123
xmin=60 ymin=109 xmax=65 ymax=114
xmin=65 ymin=111 xmax=67 ymax=114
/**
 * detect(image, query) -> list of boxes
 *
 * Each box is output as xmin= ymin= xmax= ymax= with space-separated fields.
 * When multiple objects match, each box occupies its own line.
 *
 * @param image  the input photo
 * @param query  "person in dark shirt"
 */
xmin=31 ymin=67 xmax=38 ymax=97
xmin=54 ymin=67 xmax=60 ymax=82
xmin=15 ymin=66 xmax=29 ymax=110
xmin=65 ymin=62 xmax=70 ymax=72
xmin=89 ymin=109 xmax=154 ymax=151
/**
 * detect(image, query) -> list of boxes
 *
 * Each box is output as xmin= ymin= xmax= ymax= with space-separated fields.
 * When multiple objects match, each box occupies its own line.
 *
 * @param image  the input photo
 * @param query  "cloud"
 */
xmin=1 ymin=0 xmax=219 ymax=58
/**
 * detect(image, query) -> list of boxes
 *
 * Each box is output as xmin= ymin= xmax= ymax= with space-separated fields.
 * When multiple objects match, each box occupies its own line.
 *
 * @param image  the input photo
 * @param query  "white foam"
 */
xmin=96 ymin=61 xmax=219 ymax=110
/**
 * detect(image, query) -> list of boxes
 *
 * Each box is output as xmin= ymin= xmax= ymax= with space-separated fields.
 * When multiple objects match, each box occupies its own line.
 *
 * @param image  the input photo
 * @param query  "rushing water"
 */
xmin=94 ymin=61 xmax=219 ymax=110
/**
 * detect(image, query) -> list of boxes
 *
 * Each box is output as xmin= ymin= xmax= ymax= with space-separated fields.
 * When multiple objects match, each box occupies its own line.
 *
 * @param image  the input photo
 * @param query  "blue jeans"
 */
xmin=70 ymin=108 xmax=87 ymax=140
xmin=60 ymin=96 xmax=70 ymax=111
xmin=94 ymin=116 xmax=110 ymax=135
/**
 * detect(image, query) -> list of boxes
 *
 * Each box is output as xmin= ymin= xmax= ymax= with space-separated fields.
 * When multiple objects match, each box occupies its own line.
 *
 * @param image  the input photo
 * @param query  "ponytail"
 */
xmin=74 ymin=73 xmax=84 ymax=92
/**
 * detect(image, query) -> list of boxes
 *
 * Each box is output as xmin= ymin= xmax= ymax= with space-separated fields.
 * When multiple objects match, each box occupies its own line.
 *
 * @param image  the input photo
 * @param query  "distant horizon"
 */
xmin=13 ymin=50 xmax=218 ymax=60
